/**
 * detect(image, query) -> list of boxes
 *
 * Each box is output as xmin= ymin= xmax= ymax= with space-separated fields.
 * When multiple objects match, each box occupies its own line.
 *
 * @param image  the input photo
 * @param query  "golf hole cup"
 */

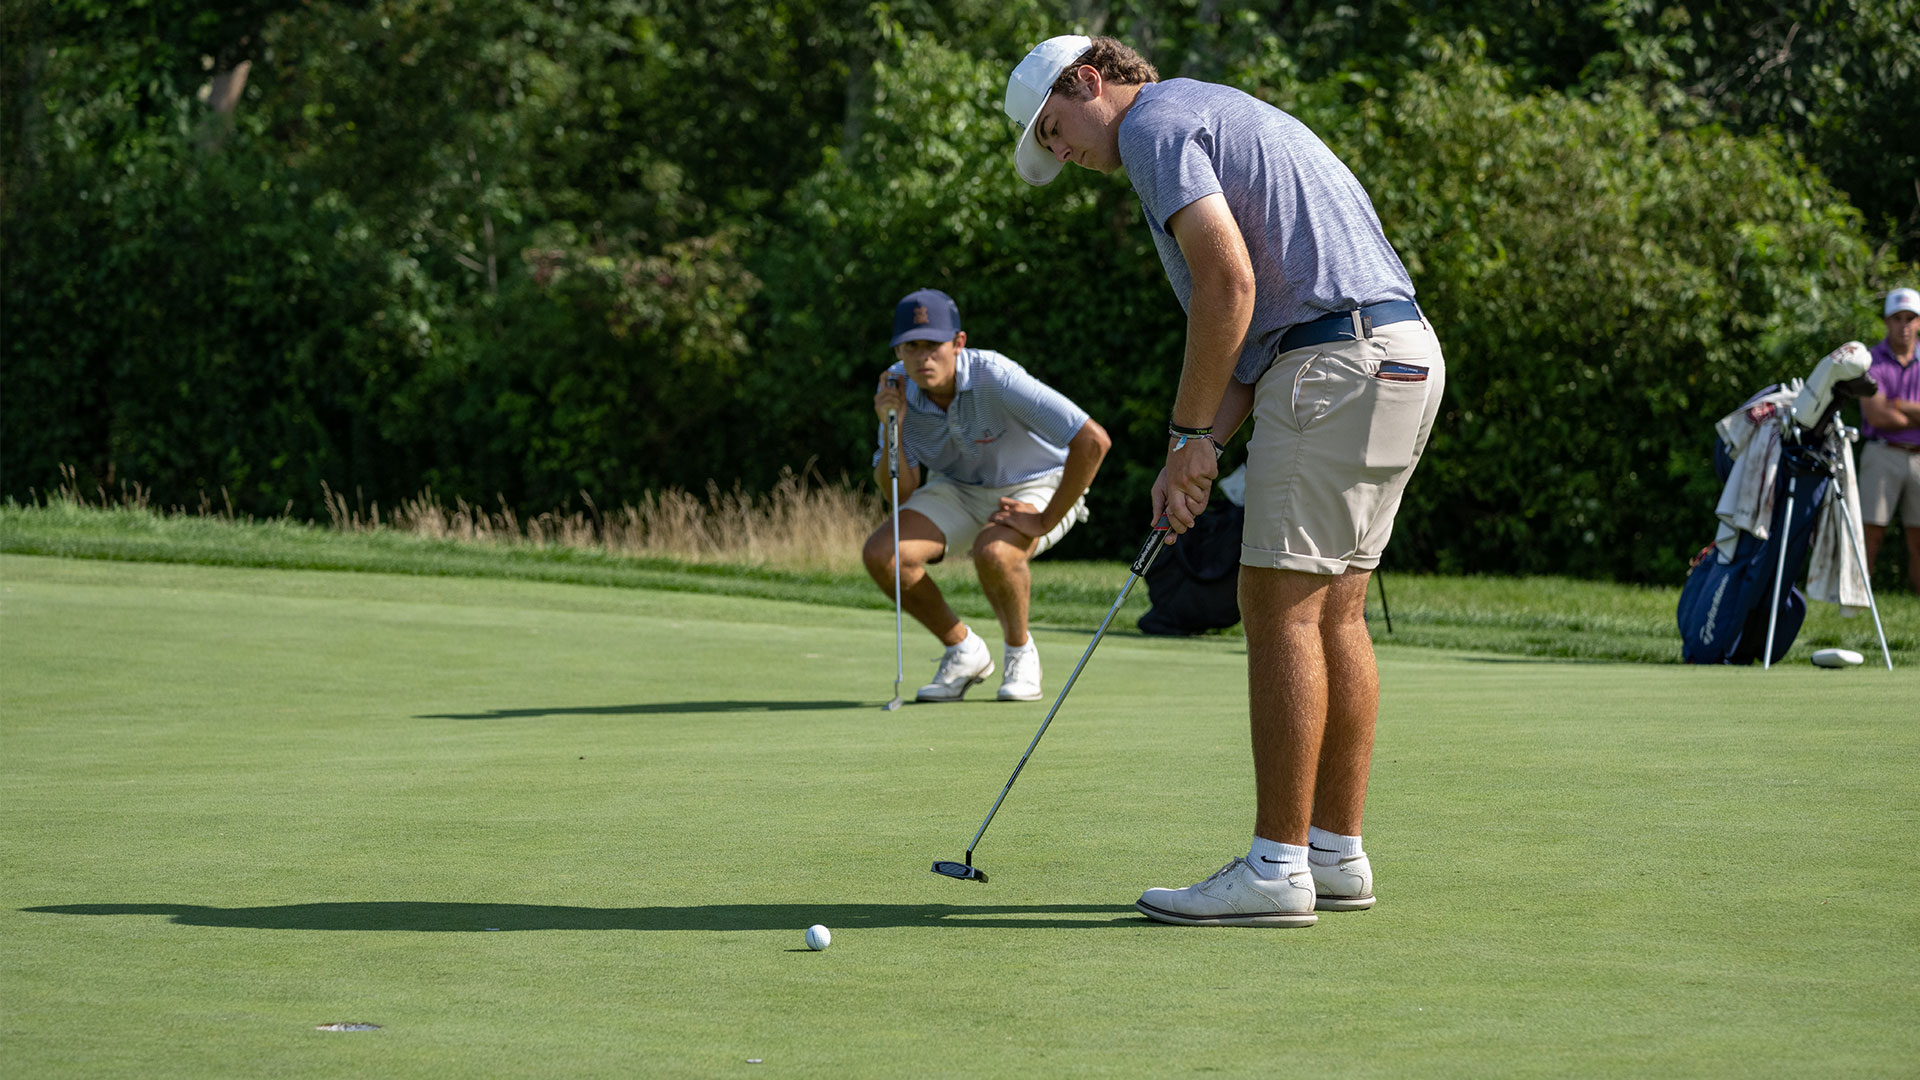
xmin=804 ymin=924 xmax=831 ymax=951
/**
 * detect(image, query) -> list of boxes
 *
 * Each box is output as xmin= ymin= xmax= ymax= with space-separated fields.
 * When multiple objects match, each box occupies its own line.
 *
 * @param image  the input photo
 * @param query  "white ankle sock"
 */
xmin=953 ymin=627 xmax=986 ymax=654
xmin=1247 ymin=836 xmax=1308 ymax=879
xmin=1308 ymin=825 xmax=1362 ymax=865
xmin=1004 ymin=637 xmax=1035 ymax=657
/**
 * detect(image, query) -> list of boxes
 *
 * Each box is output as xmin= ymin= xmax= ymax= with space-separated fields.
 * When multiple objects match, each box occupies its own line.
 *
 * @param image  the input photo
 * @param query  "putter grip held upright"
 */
xmin=1131 ymin=517 xmax=1173 ymax=576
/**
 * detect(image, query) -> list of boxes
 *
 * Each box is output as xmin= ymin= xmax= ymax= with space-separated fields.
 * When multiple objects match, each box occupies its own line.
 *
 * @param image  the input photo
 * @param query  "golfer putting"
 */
xmin=1005 ymin=37 xmax=1446 ymax=926
xmin=863 ymin=288 xmax=1111 ymax=703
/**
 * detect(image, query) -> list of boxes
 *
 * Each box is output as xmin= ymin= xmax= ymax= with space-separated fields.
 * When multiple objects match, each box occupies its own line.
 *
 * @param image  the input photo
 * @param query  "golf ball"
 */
xmin=804 ymin=924 xmax=831 ymax=951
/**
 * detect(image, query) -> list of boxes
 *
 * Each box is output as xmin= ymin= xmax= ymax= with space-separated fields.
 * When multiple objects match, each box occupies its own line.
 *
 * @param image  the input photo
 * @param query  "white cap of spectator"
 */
xmin=1886 ymin=287 xmax=1920 ymax=318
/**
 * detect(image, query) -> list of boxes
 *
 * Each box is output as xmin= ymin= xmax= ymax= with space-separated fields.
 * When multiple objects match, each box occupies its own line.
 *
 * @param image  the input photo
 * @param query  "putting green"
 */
xmin=2 ymin=555 xmax=1914 ymax=1077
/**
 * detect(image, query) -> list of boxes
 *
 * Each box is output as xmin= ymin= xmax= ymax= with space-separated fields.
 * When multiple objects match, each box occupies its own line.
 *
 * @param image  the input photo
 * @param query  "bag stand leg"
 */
xmin=1836 ymin=454 xmax=1894 ymax=670
xmin=1763 ymin=472 xmax=1798 ymax=670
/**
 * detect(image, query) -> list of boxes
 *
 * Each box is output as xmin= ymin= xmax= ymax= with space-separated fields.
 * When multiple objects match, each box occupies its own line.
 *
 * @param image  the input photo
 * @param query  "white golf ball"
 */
xmin=804 ymin=924 xmax=831 ymax=951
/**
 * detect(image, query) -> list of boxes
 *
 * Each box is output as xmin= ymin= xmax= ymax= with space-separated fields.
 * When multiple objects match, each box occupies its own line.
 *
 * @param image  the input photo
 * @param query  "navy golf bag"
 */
xmin=1676 ymin=404 xmax=1829 ymax=665
xmin=1677 ymin=341 xmax=1879 ymax=665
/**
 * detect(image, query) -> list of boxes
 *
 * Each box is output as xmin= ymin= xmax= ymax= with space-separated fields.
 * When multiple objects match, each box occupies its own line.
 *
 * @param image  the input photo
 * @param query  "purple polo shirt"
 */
xmin=1863 ymin=338 xmax=1920 ymax=448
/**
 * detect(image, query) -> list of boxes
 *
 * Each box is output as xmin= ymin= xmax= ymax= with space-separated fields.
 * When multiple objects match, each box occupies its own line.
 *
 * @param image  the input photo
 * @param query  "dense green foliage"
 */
xmin=4 ymin=0 xmax=1915 ymax=580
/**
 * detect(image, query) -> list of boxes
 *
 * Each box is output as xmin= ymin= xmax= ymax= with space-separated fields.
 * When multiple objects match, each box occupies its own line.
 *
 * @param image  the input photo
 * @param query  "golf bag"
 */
xmin=1677 ymin=342 xmax=1879 ymax=665
xmin=1676 ymin=410 xmax=1827 ymax=665
xmin=1138 ymin=501 xmax=1244 ymax=635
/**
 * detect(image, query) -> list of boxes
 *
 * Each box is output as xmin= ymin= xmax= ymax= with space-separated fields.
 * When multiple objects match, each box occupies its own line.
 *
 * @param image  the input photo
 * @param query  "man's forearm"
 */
xmin=1210 ymin=378 xmax=1256 ymax=443
xmin=1038 ymin=422 xmax=1110 ymax=530
xmin=1165 ymin=194 xmax=1255 ymax=431
xmin=1864 ymin=395 xmax=1920 ymax=431
xmin=1171 ymin=283 xmax=1252 ymax=430
xmin=874 ymin=455 xmax=919 ymax=506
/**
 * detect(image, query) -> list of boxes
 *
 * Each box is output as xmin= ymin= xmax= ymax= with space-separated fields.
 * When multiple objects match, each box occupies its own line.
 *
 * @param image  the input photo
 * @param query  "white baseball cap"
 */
xmin=1004 ymin=35 xmax=1092 ymax=187
xmin=1886 ymin=287 xmax=1920 ymax=317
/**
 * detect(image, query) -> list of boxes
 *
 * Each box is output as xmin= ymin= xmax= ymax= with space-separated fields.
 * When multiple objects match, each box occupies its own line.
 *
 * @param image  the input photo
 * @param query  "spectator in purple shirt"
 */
xmin=1859 ymin=286 xmax=1920 ymax=596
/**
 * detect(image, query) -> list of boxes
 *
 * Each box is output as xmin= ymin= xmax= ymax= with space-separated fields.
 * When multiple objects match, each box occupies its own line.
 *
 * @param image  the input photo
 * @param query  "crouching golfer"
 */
xmin=864 ymin=288 xmax=1111 ymax=703
xmin=1005 ymin=37 xmax=1445 ymax=925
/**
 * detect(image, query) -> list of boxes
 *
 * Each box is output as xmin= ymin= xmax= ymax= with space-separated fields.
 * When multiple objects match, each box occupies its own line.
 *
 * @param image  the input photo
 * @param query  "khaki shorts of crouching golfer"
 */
xmin=1858 ymin=438 xmax=1920 ymax=527
xmin=1242 ymin=317 xmax=1447 ymax=574
xmin=902 ymin=470 xmax=1089 ymax=560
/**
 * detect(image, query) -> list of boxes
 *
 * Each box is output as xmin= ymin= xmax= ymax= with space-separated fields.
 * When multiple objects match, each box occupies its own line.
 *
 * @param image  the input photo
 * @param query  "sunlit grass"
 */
xmin=4 ymin=473 xmax=1915 ymax=665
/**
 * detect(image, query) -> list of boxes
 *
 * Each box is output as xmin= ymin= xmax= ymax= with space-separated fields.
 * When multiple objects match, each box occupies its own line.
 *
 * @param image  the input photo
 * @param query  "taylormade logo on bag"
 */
xmin=1700 ymin=576 xmax=1729 ymax=645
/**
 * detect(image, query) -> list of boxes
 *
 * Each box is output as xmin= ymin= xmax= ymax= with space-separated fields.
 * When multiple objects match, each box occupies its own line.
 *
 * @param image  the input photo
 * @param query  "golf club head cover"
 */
xmin=1790 ymin=341 xmax=1872 ymax=431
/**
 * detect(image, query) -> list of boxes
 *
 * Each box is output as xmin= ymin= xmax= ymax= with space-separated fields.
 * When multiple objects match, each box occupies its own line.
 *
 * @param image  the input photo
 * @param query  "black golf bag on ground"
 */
xmin=1138 ymin=502 xmax=1244 ymax=636
xmin=1677 ymin=341 xmax=1885 ymax=666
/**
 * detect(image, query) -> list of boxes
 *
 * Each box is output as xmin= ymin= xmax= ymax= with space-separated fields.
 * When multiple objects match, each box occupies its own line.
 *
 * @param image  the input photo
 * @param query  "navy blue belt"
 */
xmin=1274 ymin=300 xmax=1423 ymax=355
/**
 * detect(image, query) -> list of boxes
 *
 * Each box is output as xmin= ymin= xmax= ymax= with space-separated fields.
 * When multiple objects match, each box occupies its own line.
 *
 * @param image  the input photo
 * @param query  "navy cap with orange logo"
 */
xmin=890 ymin=288 xmax=962 ymax=347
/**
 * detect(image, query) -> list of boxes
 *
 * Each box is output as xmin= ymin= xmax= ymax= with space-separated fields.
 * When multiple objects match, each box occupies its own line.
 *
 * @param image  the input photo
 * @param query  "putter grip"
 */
xmin=1129 ymin=517 xmax=1172 ymax=576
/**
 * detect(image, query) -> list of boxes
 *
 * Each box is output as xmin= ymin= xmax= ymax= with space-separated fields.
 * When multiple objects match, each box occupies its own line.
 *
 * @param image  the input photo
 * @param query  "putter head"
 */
xmin=931 ymin=860 xmax=987 ymax=883
xmin=882 ymin=697 xmax=903 ymax=712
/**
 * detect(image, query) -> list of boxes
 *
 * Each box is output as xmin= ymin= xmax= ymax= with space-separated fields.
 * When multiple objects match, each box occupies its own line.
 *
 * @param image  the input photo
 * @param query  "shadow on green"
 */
xmin=417 ymin=699 xmax=864 ymax=719
xmin=23 ymin=902 xmax=1139 ymax=931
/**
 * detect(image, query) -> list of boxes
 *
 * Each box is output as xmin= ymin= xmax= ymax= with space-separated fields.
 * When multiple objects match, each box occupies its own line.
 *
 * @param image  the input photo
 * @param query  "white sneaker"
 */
xmin=996 ymin=642 xmax=1043 ymax=701
xmin=1310 ymin=853 xmax=1375 ymax=911
xmin=1135 ymin=858 xmax=1318 ymax=927
xmin=916 ymin=634 xmax=993 ymax=702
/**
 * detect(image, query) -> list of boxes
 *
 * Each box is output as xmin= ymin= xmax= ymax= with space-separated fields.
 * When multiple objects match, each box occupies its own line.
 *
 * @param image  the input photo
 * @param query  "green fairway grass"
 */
xmin=3 ymin=554 xmax=1916 ymax=1077
xmin=4 ymin=501 xmax=1915 ymax=663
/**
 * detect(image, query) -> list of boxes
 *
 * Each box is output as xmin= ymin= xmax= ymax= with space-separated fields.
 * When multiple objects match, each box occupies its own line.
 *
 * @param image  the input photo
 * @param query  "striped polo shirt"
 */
xmin=1118 ymin=79 xmax=1416 ymax=385
xmin=872 ymin=349 xmax=1090 ymax=487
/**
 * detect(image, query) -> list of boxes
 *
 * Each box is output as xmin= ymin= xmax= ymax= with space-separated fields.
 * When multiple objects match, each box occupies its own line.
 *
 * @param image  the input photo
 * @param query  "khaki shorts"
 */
xmin=1858 ymin=439 xmax=1920 ymax=527
xmin=1242 ymin=318 xmax=1446 ymax=574
xmin=902 ymin=470 xmax=1089 ymax=559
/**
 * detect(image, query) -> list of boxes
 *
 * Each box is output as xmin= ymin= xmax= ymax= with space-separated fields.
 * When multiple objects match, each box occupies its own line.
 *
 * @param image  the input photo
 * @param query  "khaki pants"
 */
xmin=1241 ymin=319 xmax=1447 ymax=574
xmin=1858 ymin=439 xmax=1920 ymax=527
xmin=902 ymin=470 xmax=1088 ymax=559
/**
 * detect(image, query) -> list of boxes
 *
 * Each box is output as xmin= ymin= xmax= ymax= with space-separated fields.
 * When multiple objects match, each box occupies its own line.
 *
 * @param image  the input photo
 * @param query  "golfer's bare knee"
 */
xmin=971 ymin=537 xmax=1027 ymax=577
xmin=1319 ymin=571 xmax=1371 ymax=628
xmin=1244 ymin=567 xmax=1327 ymax=632
xmin=863 ymin=527 xmax=899 ymax=579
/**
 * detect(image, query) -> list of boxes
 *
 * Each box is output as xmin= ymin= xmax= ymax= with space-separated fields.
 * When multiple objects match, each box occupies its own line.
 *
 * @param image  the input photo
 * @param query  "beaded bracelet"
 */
xmin=1170 ymin=432 xmax=1224 ymax=458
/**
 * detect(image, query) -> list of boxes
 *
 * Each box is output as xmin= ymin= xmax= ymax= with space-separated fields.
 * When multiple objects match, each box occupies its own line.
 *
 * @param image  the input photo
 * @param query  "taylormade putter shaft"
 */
xmin=883 ymin=402 xmax=905 ymax=710
xmin=932 ymin=518 xmax=1173 ymax=883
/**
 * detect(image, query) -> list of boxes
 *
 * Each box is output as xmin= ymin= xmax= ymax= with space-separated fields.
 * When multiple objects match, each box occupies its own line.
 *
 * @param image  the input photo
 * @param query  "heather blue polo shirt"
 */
xmin=872 ymin=349 xmax=1090 ymax=487
xmin=1117 ymin=79 xmax=1415 ymax=384
xmin=1863 ymin=338 xmax=1920 ymax=448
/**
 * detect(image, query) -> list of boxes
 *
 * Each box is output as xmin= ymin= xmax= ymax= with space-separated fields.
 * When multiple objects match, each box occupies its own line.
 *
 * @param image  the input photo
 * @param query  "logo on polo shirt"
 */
xmin=913 ymin=305 xmax=930 ymax=326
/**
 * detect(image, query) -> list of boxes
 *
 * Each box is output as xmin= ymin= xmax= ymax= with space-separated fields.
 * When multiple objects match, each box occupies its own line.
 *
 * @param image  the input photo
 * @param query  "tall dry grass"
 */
xmin=324 ymin=463 xmax=880 ymax=571
xmin=34 ymin=462 xmax=882 ymax=573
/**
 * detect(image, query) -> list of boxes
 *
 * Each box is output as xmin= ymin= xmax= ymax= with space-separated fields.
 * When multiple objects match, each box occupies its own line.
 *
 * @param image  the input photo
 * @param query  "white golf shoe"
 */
xmin=1310 ymin=852 xmax=1375 ymax=911
xmin=916 ymin=633 xmax=993 ymax=702
xmin=1135 ymin=858 xmax=1318 ymax=927
xmin=996 ymin=642 xmax=1043 ymax=701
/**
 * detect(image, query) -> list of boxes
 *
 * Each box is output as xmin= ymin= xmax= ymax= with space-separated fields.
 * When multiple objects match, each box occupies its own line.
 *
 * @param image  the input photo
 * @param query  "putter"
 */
xmin=933 ymin=517 xmax=1173 ymax=883
xmin=883 ymin=382 xmax=905 ymax=711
